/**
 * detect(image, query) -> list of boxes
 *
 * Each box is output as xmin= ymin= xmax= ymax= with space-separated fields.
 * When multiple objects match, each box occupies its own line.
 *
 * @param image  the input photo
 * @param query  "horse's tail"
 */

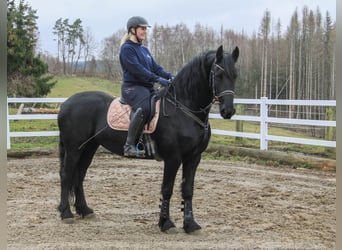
xmin=58 ymin=137 xmax=76 ymax=205
xmin=58 ymin=138 xmax=65 ymax=169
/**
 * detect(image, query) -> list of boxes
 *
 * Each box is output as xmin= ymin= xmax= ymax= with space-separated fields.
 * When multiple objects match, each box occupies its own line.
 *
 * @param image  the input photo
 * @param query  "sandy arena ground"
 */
xmin=7 ymin=153 xmax=336 ymax=249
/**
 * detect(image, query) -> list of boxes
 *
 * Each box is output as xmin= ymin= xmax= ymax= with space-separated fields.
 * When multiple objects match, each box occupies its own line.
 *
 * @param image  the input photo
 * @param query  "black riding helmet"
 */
xmin=127 ymin=16 xmax=151 ymax=33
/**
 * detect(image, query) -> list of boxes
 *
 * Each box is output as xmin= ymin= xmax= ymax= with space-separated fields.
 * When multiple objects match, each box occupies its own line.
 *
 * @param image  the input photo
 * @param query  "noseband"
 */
xmin=210 ymin=61 xmax=235 ymax=102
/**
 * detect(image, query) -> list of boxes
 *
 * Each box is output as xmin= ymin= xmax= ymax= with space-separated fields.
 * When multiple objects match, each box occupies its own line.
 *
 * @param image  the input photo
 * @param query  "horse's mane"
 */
xmin=170 ymin=48 xmax=238 ymax=106
xmin=172 ymin=50 xmax=215 ymax=98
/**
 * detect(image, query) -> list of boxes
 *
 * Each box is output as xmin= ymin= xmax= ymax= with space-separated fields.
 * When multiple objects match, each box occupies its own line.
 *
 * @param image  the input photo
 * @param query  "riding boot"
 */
xmin=124 ymin=107 xmax=145 ymax=157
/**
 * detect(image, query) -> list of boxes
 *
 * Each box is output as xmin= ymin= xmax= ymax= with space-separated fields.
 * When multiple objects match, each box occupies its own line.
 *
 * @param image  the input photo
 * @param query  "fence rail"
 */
xmin=7 ymin=97 xmax=336 ymax=150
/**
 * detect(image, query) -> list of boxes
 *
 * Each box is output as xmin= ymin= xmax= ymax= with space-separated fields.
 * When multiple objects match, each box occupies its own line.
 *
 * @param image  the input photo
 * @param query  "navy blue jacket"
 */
xmin=119 ymin=40 xmax=172 ymax=89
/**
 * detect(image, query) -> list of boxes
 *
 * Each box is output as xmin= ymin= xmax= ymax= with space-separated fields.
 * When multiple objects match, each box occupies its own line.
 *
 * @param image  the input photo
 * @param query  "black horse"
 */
xmin=57 ymin=45 xmax=239 ymax=233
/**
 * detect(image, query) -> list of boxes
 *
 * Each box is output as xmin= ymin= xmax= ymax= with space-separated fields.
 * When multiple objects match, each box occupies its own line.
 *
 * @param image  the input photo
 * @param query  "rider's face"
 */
xmin=136 ymin=26 xmax=147 ymax=41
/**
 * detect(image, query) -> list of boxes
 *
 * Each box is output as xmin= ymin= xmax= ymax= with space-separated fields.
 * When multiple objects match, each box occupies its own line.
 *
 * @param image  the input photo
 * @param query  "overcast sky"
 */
xmin=27 ymin=0 xmax=336 ymax=56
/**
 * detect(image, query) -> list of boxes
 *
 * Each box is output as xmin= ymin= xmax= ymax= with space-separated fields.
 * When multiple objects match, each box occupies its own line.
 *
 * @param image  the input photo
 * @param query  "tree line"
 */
xmin=98 ymin=8 xmax=335 ymax=120
xmin=7 ymin=0 xmax=335 ymax=106
xmin=97 ymin=7 xmax=335 ymax=104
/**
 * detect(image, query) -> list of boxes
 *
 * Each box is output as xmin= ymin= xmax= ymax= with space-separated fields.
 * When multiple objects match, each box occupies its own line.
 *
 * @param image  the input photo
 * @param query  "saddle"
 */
xmin=107 ymin=95 xmax=162 ymax=161
xmin=107 ymin=96 xmax=160 ymax=133
xmin=106 ymin=84 xmax=171 ymax=161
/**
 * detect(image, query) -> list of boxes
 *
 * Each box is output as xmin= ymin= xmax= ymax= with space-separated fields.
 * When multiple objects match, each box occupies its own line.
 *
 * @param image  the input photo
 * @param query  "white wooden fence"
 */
xmin=7 ymin=97 xmax=336 ymax=150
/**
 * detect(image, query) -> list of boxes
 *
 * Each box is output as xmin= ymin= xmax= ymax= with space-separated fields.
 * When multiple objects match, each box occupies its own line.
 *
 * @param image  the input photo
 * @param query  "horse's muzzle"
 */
xmin=220 ymin=107 xmax=236 ymax=119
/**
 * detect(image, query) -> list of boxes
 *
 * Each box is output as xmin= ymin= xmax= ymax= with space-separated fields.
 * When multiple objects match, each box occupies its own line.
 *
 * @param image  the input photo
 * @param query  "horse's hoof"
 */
xmin=61 ymin=217 xmax=75 ymax=224
xmin=183 ymin=220 xmax=201 ymax=234
xmin=159 ymin=218 xmax=176 ymax=232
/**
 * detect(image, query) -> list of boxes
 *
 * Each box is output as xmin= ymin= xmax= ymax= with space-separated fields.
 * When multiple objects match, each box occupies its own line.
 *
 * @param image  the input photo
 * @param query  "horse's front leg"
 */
xmin=159 ymin=198 xmax=175 ymax=232
xmin=181 ymin=155 xmax=202 ymax=233
xmin=158 ymin=158 xmax=181 ymax=232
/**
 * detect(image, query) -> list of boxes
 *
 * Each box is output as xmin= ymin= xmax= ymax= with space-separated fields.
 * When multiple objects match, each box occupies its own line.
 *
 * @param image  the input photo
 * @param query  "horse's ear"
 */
xmin=232 ymin=46 xmax=239 ymax=62
xmin=216 ymin=45 xmax=224 ymax=63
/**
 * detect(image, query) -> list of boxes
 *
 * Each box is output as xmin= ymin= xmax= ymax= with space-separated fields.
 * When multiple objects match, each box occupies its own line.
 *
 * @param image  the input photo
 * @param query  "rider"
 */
xmin=119 ymin=16 xmax=174 ymax=157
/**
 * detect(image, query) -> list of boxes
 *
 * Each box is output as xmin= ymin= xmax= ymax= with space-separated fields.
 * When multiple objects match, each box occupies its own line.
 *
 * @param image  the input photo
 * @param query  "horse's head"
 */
xmin=210 ymin=45 xmax=239 ymax=119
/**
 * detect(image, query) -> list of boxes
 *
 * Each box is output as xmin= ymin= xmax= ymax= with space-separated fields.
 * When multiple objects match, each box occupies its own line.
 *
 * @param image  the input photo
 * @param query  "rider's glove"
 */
xmin=157 ymin=77 xmax=171 ymax=86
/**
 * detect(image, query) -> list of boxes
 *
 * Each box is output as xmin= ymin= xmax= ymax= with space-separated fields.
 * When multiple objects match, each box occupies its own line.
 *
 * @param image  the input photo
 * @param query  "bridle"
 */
xmin=164 ymin=59 xmax=235 ymax=128
xmin=209 ymin=59 xmax=235 ymax=102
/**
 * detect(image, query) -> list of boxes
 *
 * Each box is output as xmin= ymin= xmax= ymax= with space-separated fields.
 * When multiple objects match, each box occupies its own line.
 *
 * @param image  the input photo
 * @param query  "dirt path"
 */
xmin=7 ymin=154 xmax=336 ymax=249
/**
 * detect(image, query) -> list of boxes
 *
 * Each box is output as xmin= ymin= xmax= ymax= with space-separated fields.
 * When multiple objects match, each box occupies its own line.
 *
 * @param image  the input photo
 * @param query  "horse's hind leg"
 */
xmin=74 ymin=143 xmax=98 ymax=218
xmin=58 ymin=148 xmax=80 ymax=221
xmin=181 ymin=154 xmax=202 ymax=233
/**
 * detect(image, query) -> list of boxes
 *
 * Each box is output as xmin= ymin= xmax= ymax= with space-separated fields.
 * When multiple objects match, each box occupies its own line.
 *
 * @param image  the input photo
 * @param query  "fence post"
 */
xmin=7 ymin=98 xmax=10 ymax=149
xmin=260 ymin=97 xmax=268 ymax=150
xmin=235 ymin=104 xmax=243 ymax=142
xmin=325 ymin=107 xmax=335 ymax=141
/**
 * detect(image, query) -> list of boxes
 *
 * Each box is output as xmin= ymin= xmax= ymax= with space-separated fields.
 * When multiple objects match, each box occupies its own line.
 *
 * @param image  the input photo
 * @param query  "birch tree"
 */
xmin=259 ymin=9 xmax=271 ymax=97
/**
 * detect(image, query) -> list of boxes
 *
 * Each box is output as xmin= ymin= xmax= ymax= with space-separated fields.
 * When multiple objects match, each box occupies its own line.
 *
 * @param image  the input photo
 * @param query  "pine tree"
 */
xmin=7 ymin=0 xmax=55 ymax=97
xmin=53 ymin=18 xmax=85 ymax=75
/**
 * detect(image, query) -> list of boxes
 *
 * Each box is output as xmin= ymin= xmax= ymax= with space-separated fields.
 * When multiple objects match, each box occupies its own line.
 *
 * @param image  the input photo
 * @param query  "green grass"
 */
xmin=47 ymin=76 xmax=121 ymax=97
xmin=209 ymin=119 xmax=335 ymax=159
xmin=8 ymin=117 xmax=59 ymax=150
xmin=10 ymin=137 xmax=59 ymax=150
xmin=8 ymin=76 xmax=336 ymax=160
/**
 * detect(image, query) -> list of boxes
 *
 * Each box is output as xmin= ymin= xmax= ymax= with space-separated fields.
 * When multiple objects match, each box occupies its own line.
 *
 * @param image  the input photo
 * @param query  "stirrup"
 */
xmin=124 ymin=144 xmax=145 ymax=158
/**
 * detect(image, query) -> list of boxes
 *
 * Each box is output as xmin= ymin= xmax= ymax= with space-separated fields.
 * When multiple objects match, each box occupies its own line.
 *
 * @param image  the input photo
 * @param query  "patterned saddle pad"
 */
xmin=107 ymin=98 xmax=160 ymax=134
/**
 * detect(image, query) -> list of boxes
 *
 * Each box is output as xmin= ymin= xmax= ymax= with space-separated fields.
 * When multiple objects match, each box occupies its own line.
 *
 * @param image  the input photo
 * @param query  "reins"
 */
xmin=170 ymin=96 xmax=212 ymax=129
xmin=164 ymin=59 xmax=235 ymax=129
